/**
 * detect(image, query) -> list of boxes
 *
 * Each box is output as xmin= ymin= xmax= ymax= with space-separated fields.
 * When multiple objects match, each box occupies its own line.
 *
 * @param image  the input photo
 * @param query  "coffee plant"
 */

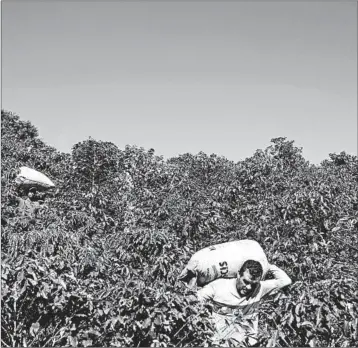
xmin=1 ymin=109 xmax=358 ymax=347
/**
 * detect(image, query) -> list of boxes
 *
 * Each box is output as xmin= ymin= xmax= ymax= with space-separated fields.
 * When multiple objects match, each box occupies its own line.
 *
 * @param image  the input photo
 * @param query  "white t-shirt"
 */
xmin=197 ymin=265 xmax=291 ymax=346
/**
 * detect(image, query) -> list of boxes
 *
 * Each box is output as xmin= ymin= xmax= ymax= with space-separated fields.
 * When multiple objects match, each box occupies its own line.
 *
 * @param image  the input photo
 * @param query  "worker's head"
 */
xmin=236 ymin=260 xmax=263 ymax=297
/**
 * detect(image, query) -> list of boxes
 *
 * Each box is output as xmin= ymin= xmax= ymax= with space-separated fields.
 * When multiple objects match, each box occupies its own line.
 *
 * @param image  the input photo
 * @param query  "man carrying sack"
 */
xmin=178 ymin=240 xmax=292 ymax=347
xmin=197 ymin=260 xmax=292 ymax=347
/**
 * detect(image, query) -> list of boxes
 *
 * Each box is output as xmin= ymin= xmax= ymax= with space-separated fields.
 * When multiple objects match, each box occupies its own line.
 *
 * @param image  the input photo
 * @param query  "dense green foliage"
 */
xmin=2 ymin=109 xmax=358 ymax=347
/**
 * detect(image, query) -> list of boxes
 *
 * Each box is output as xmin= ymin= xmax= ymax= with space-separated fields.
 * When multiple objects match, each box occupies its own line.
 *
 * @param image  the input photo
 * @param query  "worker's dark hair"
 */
xmin=239 ymin=260 xmax=263 ymax=280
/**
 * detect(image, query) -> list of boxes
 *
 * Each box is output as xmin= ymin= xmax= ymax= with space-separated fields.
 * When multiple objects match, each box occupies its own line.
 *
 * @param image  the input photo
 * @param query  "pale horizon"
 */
xmin=2 ymin=1 xmax=357 ymax=164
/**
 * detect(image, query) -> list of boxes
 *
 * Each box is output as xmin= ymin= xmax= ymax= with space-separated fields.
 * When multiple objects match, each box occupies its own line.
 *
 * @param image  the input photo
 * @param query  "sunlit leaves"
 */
xmin=1 ymin=110 xmax=358 ymax=347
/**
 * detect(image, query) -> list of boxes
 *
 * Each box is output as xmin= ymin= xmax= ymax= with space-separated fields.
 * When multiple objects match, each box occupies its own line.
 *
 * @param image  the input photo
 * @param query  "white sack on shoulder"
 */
xmin=178 ymin=239 xmax=269 ymax=287
xmin=15 ymin=166 xmax=55 ymax=188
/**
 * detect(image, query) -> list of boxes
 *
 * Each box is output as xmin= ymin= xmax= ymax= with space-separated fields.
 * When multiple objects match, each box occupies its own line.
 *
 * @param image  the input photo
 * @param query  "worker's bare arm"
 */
xmin=260 ymin=264 xmax=292 ymax=298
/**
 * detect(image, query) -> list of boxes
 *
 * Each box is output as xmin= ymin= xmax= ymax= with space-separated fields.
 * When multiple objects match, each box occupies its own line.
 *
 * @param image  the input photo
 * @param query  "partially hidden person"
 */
xmin=197 ymin=260 xmax=292 ymax=347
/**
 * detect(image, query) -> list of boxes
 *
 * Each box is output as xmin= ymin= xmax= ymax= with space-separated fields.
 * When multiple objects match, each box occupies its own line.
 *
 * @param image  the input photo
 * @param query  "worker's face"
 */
xmin=236 ymin=269 xmax=260 ymax=297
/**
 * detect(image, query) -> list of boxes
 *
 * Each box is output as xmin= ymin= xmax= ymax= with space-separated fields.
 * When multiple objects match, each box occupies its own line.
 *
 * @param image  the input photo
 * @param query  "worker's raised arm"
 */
xmin=260 ymin=264 xmax=292 ymax=298
xmin=197 ymin=283 xmax=215 ymax=302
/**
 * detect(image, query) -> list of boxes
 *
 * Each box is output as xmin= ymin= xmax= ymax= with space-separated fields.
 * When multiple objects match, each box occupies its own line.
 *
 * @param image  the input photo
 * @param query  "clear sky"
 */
xmin=2 ymin=1 xmax=357 ymax=165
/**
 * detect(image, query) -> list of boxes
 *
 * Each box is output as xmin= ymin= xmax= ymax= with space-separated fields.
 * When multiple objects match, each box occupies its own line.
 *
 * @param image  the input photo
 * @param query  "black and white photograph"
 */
xmin=1 ymin=1 xmax=357 ymax=347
